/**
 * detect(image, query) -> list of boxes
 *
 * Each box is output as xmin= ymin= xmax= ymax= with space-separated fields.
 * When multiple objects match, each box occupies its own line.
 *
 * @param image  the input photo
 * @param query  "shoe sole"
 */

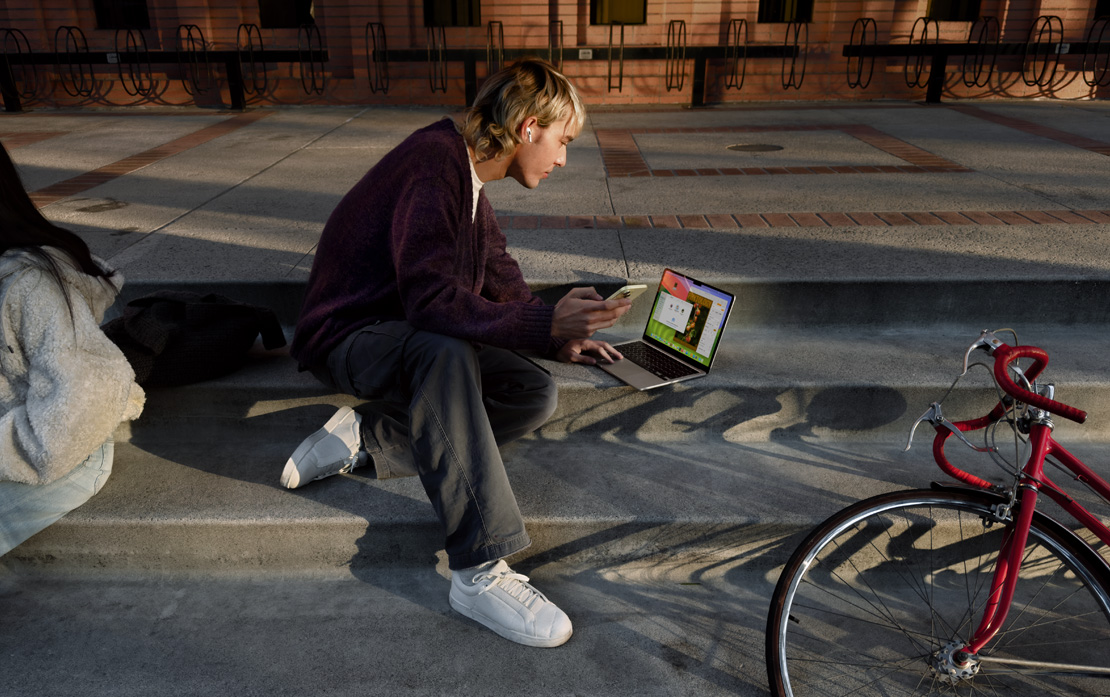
xmin=449 ymin=593 xmax=573 ymax=648
xmin=280 ymin=406 xmax=358 ymax=489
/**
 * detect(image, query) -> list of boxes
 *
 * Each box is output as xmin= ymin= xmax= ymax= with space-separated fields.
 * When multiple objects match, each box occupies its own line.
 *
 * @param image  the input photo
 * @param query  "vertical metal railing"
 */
xmin=365 ymin=22 xmax=389 ymax=94
xmin=607 ymin=22 xmax=625 ymax=92
xmin=549 ymin=20 xmax=563 ymax=68
xmin=665 ymin=19 xmax=686 ymax=91
xmin=846 ymin=17 xmax=876 ymax=89
xmin=781 ymin=21 xmax=807 ymax=89
xmin=904 ymin=17 xmax=938 ymax=88
xmin=486 ymin=20 xmax=504 ymax=75
xmin=1083 ymin=16 xmax=1110 ymax=87
xmin=725 ymin=19 xmax=748 ymax=91
xmin=175 ymin=24 xmax=213 ymax=96
xmin=237 ymin=23 xmax=268 ymax=96
xmin=962 ymin=16 xmax=999 ymax=88
xmin=114 ymin=28 xmax=154 ymax=97
xmin=2 ymin=28 xmax=37 ymax=101
xmin=55 ymin=25 xmax=95 ymax=97
xmin=427 ymin=25 xmax=447 ymax=93
xmin=1022 ymin=15 xmax=1063 ymax=88
xmin=298 ymin=23 xmax=325 ymax=95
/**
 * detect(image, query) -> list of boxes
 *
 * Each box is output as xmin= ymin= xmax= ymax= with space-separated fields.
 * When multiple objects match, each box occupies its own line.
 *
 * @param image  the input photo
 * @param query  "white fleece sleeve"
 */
xmin=0 ymin=269 xmax=144 ymax=485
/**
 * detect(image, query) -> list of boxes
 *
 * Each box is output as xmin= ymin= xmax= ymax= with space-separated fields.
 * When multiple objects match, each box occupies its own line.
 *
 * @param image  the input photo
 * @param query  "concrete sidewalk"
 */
xmin=0 ymin=560 xmax=770 ymax=697
xmin=4 ymin=100 xmax=1110 ymax=696
xmin=4 ymin=100 xmax=1110 ymax=287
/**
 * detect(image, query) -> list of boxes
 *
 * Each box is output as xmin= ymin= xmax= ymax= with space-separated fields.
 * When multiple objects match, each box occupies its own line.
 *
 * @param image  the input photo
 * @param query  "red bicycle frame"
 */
xmin=928 ymin=335 xmax=1110 ymax=656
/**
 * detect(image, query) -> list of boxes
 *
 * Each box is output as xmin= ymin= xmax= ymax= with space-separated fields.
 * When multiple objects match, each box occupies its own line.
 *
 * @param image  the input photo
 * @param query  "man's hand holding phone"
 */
xmin=606 ymin=284 xmax=648 ymax=302
xmin=551 ymin=286 xmax=634 ymax=340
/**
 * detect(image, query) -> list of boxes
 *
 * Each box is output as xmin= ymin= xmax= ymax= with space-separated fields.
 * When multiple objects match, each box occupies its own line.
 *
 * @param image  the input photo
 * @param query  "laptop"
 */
xmin=598 ymin=269 xmax=735 ymax=391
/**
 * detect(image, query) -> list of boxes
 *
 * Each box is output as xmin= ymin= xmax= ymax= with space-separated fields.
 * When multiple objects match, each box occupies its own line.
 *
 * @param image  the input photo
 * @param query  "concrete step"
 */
xmin=8 ymin=430 xmax=1109 ymax=572
xmin=115 ymin=277 xmax=1110 ymax=330
xmin=122 ymin=324 xmax=1110 ymax=444
xmin=18 ymin=302 xmax=1110 ymax=572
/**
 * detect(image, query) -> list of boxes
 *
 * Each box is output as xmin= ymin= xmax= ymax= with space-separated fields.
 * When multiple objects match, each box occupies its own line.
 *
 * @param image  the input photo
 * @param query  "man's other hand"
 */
xmin=556 ymin=339 xmax=624 ymax=365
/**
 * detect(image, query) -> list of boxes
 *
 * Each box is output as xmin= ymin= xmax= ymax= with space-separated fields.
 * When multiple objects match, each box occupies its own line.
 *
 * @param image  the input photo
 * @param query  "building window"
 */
xmin=424 ymin=0 xmax=481 ymax=27
xmin=93 ymin=0 xmax=151 ymax=30
xmin=926 ymin=0 xmax=981 ymax=22
xmin=758 ymin=0 xmax=813 ymax=23
xmin=259 ymin=0 xmax=315 ymax=29
xmin=590 ymin=0 xmax=647 ymax=25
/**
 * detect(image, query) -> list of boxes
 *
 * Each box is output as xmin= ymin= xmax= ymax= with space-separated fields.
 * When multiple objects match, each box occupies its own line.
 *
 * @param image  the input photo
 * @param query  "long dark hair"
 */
xmin=0 ymin=141 xmax=115 ymax=312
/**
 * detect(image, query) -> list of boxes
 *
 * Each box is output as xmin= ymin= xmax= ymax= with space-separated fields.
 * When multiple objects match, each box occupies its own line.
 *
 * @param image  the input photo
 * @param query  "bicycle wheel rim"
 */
xmin=767 ymin=488 xmax=1110 ymax=696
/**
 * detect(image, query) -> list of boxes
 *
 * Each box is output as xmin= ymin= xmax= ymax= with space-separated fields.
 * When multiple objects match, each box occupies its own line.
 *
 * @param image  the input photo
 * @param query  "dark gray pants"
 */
xmin=317 ymin=321 xmax=557 ymax=570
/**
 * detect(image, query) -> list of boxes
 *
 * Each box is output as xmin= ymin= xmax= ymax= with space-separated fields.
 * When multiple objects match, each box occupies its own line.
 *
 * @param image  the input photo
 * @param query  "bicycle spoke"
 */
xmin=822 ymin=533 xmax=939 ymax=656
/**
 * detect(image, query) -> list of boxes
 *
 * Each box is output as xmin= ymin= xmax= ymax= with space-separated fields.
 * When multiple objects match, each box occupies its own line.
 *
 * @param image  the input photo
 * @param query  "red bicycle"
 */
xmin=766 ymin=329 xmax=1110 ymax=695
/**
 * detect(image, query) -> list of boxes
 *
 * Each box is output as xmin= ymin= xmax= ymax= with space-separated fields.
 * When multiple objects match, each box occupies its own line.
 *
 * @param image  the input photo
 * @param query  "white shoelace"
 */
xmin=473 ymin=568 xmax=548 ymax=610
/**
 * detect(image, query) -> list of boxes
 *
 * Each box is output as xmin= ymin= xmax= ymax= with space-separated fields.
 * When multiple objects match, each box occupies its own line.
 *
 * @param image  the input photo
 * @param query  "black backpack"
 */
xmin=102 ymin=290 xmax=286 ymax=387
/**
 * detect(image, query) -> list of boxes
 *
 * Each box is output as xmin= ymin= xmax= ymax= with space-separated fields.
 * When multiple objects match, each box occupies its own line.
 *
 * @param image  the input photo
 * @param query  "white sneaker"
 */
xmin=449 ymin=560 xmax=573 ymax=648
xmin=280 ymin=406 xmax=365 ymax=489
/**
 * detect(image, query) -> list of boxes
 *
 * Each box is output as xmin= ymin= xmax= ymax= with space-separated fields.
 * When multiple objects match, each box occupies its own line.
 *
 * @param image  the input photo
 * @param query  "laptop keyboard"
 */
xmin=619 ymin=342 xmax=700 ymax=380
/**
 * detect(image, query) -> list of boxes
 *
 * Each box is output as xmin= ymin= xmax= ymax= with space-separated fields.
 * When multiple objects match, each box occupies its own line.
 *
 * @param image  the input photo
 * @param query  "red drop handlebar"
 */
xmin=925 ymin=334 xmax=1086 ymax=490
xmin=990 ymin=344 xmax=1086 ymax=424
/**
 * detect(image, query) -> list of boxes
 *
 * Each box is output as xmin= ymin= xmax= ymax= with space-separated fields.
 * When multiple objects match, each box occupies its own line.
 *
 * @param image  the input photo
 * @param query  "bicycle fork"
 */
xmin=948 ymin=422 xmax=1102 ymax=671
xmin=965 ymin=482 xmax=1040 ymax=656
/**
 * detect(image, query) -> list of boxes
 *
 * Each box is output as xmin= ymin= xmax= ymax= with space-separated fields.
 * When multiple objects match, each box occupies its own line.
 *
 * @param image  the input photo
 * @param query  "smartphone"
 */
xmin=606 ymin=284 xmax=648 ymax=302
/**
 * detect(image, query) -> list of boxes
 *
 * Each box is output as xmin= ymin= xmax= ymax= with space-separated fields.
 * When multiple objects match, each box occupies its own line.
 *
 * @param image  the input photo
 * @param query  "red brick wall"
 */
xmin=1 ymin=0 xmax=1105 ymax=108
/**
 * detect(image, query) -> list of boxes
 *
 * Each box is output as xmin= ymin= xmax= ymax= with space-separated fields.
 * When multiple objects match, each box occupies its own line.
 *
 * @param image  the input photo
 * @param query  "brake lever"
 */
xmin=961 ymin=329 xmax=1007 ymax=375
xmin=904 ymin=402 xmax=996 ymax=454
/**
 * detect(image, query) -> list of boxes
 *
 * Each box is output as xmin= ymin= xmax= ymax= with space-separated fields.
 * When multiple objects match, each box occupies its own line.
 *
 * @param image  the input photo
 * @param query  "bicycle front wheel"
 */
xmin=767 ymin=488 xmax=1110 ymax=696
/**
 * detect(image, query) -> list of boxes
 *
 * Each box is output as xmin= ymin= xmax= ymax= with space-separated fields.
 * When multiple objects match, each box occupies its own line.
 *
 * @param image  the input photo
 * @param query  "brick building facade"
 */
xmin=0 ymin=0 xmax=1107 ymax=109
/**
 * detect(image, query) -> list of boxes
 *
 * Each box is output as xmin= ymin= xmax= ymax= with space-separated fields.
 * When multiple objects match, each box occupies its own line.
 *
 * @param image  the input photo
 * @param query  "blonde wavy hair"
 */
xmin=459 ymin=59 xmax=585 ymax=162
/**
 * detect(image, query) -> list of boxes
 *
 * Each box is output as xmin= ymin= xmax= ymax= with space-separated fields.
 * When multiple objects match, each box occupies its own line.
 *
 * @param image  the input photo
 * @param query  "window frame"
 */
xmin=258 ymin=0 xmax=316 ymax=29
xmin=92 ymin=0 xmax=151 ymax=30
xmin=423 ymin=0 xmax=482 ymax=28
xmin=925 ymin=0 xmax=983 ymax=22
xmin=589 ymin=0 xmax=648 ymax=26
xmin=757 ymin=0 xmax=814 ymax=24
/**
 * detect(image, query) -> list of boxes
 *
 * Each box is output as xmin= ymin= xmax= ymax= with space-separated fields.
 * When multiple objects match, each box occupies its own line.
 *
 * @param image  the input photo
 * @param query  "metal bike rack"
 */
xmin=904 ymin=17 xmax=938 ymax=89
xmin=1082 ymin=16 xmax=1110 ymax=88
xmin=548 ymin=20 xmax=563 ymax=68
xmin=781 ymin=21 xmax=808 ymax=90
xmin=1 ymin=28 xmax=37 ymax=100
xmin=175 ymin=24 xmax=213 ymax=95
xmin=665 ymin=19 xmax=686 ymax=91
xmin=114 ymin=28 xmax=153 ymax=97
xmin=237 ymin=23 xmax=268 ymax=96
xmin=298 ymin=23 xmax=325 ymax=95
xmin=846 ymin=17 xmax=876 ymax=89
xmin=608 ymin=22 xmax=625 ymax=92
xmin=961 ymin=16 xmax=999 ymax=88
xmin=1022 ymin=15 xmax=1063 ymax=87
xmin=364 ymin=22 xmax=389 ymax=94
xmin=54 ymin=25 xmax=95 ymax=98
xmin=486 ymin=20 xmax=504 ymax=75
xmin=426 ymin=25 xmax=447 ymax=93
xmin=725 ymin=19 xmax=748 ymax=91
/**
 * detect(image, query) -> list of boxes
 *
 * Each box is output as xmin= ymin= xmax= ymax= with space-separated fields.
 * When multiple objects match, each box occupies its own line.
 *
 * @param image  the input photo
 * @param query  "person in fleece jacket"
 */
xmin=0 ymin=142 xmax=144 ymax=556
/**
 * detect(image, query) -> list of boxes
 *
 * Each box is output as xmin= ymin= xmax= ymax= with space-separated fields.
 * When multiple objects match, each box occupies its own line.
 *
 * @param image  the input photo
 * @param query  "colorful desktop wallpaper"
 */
xmin=645 ymin=270 xmax=722 ymax=368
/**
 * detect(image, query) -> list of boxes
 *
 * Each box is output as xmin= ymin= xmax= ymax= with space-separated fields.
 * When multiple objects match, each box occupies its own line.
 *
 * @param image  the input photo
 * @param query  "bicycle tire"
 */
xmin=767 ymin=487 xmax=1110 ymax=696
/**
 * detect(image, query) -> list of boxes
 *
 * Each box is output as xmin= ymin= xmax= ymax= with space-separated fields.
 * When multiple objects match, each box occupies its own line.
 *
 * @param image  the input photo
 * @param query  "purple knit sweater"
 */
xmin=291 ymin=119 xmax=555 ymax=369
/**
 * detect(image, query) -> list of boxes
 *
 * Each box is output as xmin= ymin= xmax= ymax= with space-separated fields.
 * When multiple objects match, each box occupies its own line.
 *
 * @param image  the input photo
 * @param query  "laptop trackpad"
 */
xmin=599 ymin=356 xmax=666 ymax=390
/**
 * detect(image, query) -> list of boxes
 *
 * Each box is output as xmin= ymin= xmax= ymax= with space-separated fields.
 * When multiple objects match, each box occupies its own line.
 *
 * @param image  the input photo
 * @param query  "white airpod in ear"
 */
xmin=527 ymin=127 xmax=533 ymax=143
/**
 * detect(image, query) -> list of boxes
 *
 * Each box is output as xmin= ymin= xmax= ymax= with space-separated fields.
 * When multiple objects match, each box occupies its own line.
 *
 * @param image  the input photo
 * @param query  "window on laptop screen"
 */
xmin=645 ymin=270 xmax=732 ymax=367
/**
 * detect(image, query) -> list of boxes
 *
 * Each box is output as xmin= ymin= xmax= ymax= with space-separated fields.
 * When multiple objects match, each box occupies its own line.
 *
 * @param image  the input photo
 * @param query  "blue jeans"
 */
xmin=0 ymin=439 xmax=114 ymax=557
xmin=317 ymin=322 xmax=558 ymax=570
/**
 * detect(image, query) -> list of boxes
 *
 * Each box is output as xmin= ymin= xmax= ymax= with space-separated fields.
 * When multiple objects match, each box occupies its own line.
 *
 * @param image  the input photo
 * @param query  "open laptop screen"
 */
xmin=643 ymin=269 xmax=734 ymax=368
